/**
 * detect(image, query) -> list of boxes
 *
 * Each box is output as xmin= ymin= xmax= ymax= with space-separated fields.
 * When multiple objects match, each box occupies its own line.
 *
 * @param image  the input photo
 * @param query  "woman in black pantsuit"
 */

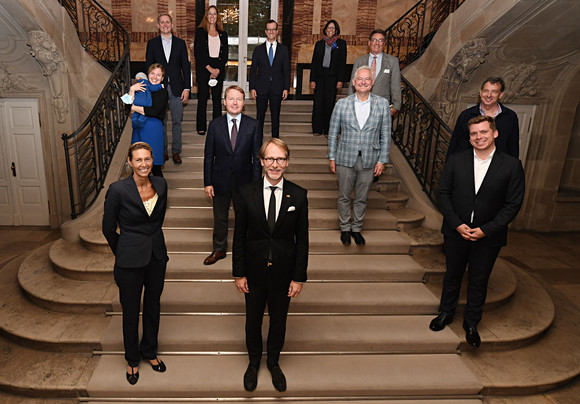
xmin=102 ymin=142 xmax=169 ymax=385
xmin=194 ymin=5 xmax=228 ymax=135
xmin=310 ymin=20 xmax=347 ymax=136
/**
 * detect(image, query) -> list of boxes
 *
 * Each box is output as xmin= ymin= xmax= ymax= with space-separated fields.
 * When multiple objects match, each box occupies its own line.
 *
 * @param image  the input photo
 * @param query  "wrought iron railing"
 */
xmin=384 ymin=0 xmax=465 ymax=202
xmin=392 ymin=77 xmax=451 ymax=203
xmin=60 ymin=0 xmax=130 ymax=218
xmin=385 ymin=0 xmax=465 ymax=69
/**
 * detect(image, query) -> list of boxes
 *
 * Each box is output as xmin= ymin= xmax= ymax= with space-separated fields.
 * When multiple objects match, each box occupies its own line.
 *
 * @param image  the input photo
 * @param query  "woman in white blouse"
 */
xmin=194 ymin=5 xmax=229 ymax=135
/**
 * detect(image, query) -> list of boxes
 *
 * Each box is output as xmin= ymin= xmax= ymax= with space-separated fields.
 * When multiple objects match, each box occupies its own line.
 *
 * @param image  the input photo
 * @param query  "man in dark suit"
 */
xmin=146 ymin=13 xmax=191 ymax=164
xmin=429 ymin=115 xmax=525 ymax=348
xmin=249 ymin=20 xmax=290 ymax=138
xmin=349 ymin=29 xmax=401 ymax=116
xmin=447 ymin=76 xmax=520 ymax=160
xmin=233 ymin=138 xmax=309 ymax=392
xmin=203 ymin=85 xmax=263 ymax=265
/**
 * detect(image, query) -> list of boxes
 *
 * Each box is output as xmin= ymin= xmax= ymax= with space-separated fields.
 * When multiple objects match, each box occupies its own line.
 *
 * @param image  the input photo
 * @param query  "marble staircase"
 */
xmin=0 ymin=101 xmax=578 ymax=403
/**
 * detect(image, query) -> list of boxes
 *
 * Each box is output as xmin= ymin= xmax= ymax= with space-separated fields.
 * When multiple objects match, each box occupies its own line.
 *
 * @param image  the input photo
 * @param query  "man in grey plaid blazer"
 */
xmin=328 ymin=66 xmax=391 ymax=246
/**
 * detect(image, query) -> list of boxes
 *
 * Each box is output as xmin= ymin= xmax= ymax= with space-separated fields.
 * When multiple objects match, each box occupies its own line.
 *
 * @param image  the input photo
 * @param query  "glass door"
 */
xmin=216 ymin=0 xmax=278 ymax=94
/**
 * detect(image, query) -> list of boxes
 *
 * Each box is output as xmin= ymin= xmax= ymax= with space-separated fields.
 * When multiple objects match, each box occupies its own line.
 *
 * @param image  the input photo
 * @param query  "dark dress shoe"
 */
xmin=148 ymin=358 xmax=166 ymax=373
xmin=172 ymin=153 xmax=182 ymax=164
xmin=463 ymin=322 xmax=481 ymax=348
xmin=126 ymin=367 xmax=139 ymax=385
xmin=268 ymin=365 xmax=287 ymax=392
xmin=204 ymin=251 xmax=226 ymax=265
xmin=351 ymin=231 xmax=365 ymax=245
xmin=340 ymin=231 xmax=351 ymax=245
xmin=429 ymin=312 xmax=454 ymax=331
xmin=198 ymin=130 xmax=206 ymax=136
xmin=243 ymin=363 xmax=258 ymax=392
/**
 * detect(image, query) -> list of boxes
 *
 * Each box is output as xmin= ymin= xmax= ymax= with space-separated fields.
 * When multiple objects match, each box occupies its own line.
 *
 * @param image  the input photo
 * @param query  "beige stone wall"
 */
xmin=561 ymin=103 xmax=580 ymax=190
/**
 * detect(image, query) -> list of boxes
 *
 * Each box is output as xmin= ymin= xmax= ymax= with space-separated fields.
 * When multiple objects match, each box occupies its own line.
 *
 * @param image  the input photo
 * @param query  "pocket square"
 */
xmin=287 ymin=206 xmax=296 ymax=212
xmin=384 ymin=68 xmax=390 ymax=74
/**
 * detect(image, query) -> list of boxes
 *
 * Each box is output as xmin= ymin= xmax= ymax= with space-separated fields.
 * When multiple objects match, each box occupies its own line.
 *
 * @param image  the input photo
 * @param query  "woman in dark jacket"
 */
xmin=194 ymin=5 xmax=228 ymax=135
xmin=310 ymin=20 xmax=347 ymax=136
xmin=102 ymin=142 xmax=169 ymax=385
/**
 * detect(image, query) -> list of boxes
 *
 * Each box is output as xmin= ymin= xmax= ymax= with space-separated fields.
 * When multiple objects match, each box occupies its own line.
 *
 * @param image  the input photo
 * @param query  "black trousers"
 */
xmin=244 ymin=268 xmax=291 ymax=368
xmin=212 ymin=179 xmax=241 ymax=251
xmin=114 ymin=256 xmax=167 ymax=367
xmin=439 ymin=235 xmax=502 ymax=326
xmin=197 ymin=64 xmax=224 ymax=133
xmin=256 ymin=87 xmax=282 ymax=138
xmin=312 ymin=73 xmax=338 ymax=134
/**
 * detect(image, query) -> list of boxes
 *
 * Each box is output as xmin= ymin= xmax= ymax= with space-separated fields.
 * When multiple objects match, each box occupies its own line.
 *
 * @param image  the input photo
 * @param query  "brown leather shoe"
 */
xmin=172 ymin=153 xmax=182 ymax=164
xmin=203 ymin=251 xmax=226 ymax=265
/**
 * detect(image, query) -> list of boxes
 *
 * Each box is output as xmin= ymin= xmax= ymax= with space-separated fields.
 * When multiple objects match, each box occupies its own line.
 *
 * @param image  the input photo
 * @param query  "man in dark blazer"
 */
xmin=429 ymin=115 xmax=525 ymax=348
xmin=233 ymin=138 xmax=309 ymax=392
xmin=349 ymin=29 xmax=401 ymax=116
xmin=447 ymin=76 xmax=520 ymax=160
xmin=249 ymin=20 xmax=290 ymax=138
xmin=203 ymin=85 xmax=263 ymax=265
xmin=146 ymin=13 xmax=191 ymax=164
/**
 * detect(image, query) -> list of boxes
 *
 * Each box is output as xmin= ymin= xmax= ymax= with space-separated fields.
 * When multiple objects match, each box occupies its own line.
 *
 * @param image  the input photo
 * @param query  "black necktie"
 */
xmin=268 ymin=186 xmax=277 ymax=232
xmin=231 ymin=118 xmax=237 ymax=150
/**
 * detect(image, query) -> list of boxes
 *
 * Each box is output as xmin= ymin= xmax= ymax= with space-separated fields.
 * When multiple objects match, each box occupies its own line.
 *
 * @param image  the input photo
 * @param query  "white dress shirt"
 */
xmin=354 ymin=94 xmax=371 ymax=130
xmin=267 ymin=40 xmax=277 ymax=59
xmin=263 ymin=177 xmax=284 ymax=222
xmin=226 ymin=113 xmax=242 ymax=140
xmin=471 ymin=147 xmax=496 ymax=222
xmin=368 ymin=53 xmax=383 ymax=78
xmin=161 ymin=35 xmax=172 ymax=63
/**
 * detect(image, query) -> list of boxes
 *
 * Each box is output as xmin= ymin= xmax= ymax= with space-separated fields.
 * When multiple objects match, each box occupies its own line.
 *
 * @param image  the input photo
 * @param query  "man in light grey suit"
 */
xmin=328 ymin=66 xmax=391 ymax=246
xmin=348 ymin=29 xmax=401 ymax=116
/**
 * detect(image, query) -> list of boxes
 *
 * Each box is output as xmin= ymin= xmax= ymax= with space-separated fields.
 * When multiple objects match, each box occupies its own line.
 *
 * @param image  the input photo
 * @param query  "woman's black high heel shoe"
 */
xmin=126 ymin=366 xmax=139 ymax=385
xmin=149 ymin=358 xmax=166 ymax=373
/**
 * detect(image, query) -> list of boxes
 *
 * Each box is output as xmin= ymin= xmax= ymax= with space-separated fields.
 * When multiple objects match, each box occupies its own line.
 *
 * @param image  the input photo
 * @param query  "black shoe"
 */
xmin=126 ymin=366 xmax=139 ymax=385
xmin=463 ymin=322 xmax=481 ymax=348
xmin=340 ymin=231 xmax=351 ymax=245
xmin=243 ymin=363 xmax=259 ymax=392
xmin=148 ymin=358 xmax=166 ymax=373
xmin=350 ymin=231 xmax=365 ymax=245
xmin=429 ymin=312 xmax=454 ymax=331
xmin=268 ymin=365 xmax=287 ymax=392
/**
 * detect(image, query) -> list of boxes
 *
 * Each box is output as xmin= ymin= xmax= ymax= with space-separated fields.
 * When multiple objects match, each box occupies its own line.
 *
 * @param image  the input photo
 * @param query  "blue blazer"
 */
xmin=249 ymin=41 xmax=290 ymax=95
xmin=438 ymin=149 xmax=525 ymax=247
xmin=328 ymin=93 xmax=392 ymax=168
xmin=146 ymin=35 xmax=191 ymax=95
xmin=102 ymin=175 xmax=168 ymax=268
xmin=203 ymin=114 xmax=263 ymax=195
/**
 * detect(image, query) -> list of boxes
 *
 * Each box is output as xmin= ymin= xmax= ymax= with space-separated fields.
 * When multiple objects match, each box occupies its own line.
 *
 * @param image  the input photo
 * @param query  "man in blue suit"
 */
xmin=249 ymin=20 xmax=290 ymax=138
xmin=328 ymin=66 xmax=391 ymax=246
xmin=146 ymin=13 xmax=191 ymax=164
xmin=203 ymin=85 xmax=263 ymax=265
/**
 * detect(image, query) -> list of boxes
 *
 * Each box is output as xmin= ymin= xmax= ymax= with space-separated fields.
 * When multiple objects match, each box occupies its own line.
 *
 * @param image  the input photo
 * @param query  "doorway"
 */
xmin=214 ymin=0 xmax=279 ymax=93
xmin=0 ymin=98 xmax=50 ymax=226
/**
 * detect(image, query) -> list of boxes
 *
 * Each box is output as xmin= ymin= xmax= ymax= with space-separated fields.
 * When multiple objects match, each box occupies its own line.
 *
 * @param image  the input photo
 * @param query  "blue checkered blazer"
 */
xmin=328 ymin=93 xmax=391 ymax=169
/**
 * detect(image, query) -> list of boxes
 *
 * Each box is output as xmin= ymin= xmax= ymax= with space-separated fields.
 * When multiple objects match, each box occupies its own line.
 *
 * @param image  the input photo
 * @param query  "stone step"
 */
xmin=179 ymin=110 xmax=313 ymax=123
xmin=85 ymin=400 xmax=482 ymax=404
xmin=163 ymin=157 xmax=334 ymax=174
xmin=18 ymin=243 xmax=115 ymax=313
xmin=87 ymin=354 xmax=482 ymax=399
xmin=169 ymin=131 xmax=328 ymax=146
xmin=162 ymin=171 xmax=401 ymax=191
xmin=180 ymin=100 xmax=315 ymax=114
xmin=168 ymin=121 xmax=314 ymax=134
xmin=180 ymin=143 xmax=328 ymax=158
xmin=164 ymin=207 xmax=398 ymax=230
xmin=110 ymin=281 xmax=439 ymax=314
xmin=101 ymin=314 xmax=459 ymax=353
xmin=163 ymin=253 xmax=425 ymax=281
xmin=390 ymin=207 xmax=426 ymax=230
xmin=50 ymin=238 xmax=113 ymax=281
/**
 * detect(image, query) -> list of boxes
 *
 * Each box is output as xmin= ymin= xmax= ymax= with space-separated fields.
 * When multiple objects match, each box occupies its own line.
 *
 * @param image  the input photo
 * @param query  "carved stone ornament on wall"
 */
xmin=28 ymin=30 xmax=68 ymax=123
xmin=439 ymin=38 xmax=489 ymax=125
xmin=501 ymin=64 xmax=538 ymax=103
xmin=0 ymin=64 xmax=32 ymax=95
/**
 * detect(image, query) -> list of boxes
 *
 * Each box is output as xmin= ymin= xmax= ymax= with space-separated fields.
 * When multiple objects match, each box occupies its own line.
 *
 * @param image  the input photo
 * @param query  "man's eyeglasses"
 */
xmin=370 ymin=38 xmax=385 ymax=43
xmin=264 ymin=157 xmax=287 ymax=164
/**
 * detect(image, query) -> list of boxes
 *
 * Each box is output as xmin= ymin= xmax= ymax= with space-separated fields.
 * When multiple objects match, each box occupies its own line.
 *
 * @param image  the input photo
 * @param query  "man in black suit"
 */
xmin=429 ymin=115 xmax=525 ymax=348
xmin=249 ymin=20 xmax=290 ymax=138
xmin=447 ymin=77 xmax=519 ymax=160
xmin=203 ymin=85 xmax=263 ymax=265
xmin=233 ymin=138 xmax=309 ymax=392
xmin=146 ymin=13 xmax=191 ymax=164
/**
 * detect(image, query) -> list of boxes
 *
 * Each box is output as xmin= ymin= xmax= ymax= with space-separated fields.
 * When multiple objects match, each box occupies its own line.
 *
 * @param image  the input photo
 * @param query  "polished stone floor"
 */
xmin=0 ymin=226 xmax=578 ymax=403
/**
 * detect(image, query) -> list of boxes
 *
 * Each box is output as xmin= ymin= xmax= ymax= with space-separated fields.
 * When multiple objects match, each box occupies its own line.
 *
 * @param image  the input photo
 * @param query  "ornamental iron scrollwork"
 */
xmin=60 ymin=0 xmax=130 ymax=218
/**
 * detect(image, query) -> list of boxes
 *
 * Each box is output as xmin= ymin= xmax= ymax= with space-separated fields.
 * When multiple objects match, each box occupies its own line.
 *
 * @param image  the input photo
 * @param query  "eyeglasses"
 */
xmin=263 ymin=157 xmax=287 ymax=164
xmin=265 ymin=28 xmax=278 ymax=32
xmin=370 ymin=38 xmax=385 ymax=43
